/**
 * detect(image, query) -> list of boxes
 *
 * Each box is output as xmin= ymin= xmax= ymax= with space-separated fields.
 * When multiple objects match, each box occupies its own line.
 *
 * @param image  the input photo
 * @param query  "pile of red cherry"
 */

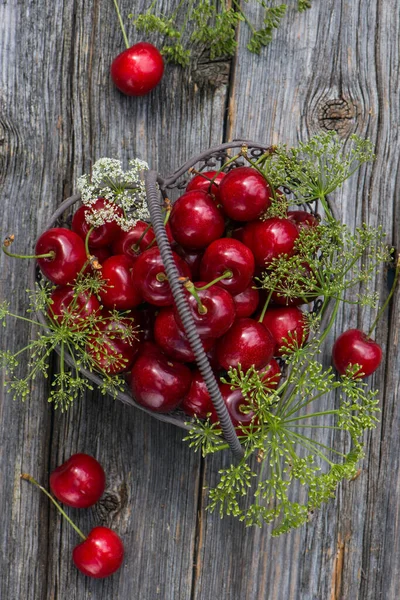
xmin=34 ymin=163 xmax=382 ymax=431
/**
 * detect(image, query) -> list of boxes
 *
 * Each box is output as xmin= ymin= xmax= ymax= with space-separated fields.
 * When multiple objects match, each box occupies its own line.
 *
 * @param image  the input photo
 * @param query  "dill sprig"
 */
xmin=130 ymin=1 xmax=313 ymax=67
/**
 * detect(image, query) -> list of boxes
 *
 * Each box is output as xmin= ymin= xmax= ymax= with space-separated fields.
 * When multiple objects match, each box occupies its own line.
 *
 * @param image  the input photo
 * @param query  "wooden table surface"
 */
xmin=1 ymin=1 xmax=399 ymax=598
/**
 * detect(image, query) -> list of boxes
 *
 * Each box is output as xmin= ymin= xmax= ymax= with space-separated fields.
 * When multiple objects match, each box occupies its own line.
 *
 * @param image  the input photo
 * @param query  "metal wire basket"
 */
xmin=30 ymin=141 xmax=337 ymax=460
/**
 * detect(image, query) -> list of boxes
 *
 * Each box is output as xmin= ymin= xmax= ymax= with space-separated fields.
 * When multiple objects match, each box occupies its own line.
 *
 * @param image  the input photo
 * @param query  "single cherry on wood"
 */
xmin=50 ymin=453 xmax=106 ymax=508
xmin=332 ymin=329 xmax=382 ymax=378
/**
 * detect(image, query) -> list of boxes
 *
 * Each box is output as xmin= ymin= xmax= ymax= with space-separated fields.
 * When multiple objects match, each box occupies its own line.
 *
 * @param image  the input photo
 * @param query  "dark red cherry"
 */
xmin=35 ymin=228 xmax=87 ymax=285
xmin=71 ymin=198 xmax=123 ymax=248
xmin=88 ymin=246 xmax=112 ymax=264
xmin=153 ymin=307 xmax=214 ymax=362
xmin=287 ymin=210 xmax=319 ymax=230
xmin=180 ymin=370 xmax=214 ymax=419
xmin=216 ymin=317 xmax=275 ymax=371
xmin=130 ymin=342 xmax=192 ymax=412
xmin=332 ymin=329 xmax=382 ymax=378
xmin=258 ymin=306 xmax=308 ymax=356
xmin=259 ymin=358 xmax=281 ymax=389
xmin=200 ymin=238 xmax=255 ymax=296
xmin=186 ymin=170 xmax=225 ymax=204
xmin=231 ymin=284 xmax=260 ymax=318
xmin=131 ymin=247 xmax=191 ymax=306
xmin=174 ymin=245 xmax=204 ymax=280
xmin=175 ymin=282 xmax=236 ymax=339
xmin=169 ymin=190 xmax=225 ymax=250
xmin=48 ymin=286 xmax=100 ymax=327
xmin=72 ymin=526 xmax=124 ymax=578
xmin=242 ymin=217 xmax=299 ymax=268
xmin=218 ymin=166 xmax=272 ymax=221
xmin=111 ymin=220 xmax=156 ymax=259
xmin=209 ymin=384 xmax=256 ymax=435
xmin=49 ymin=453 xmax=106 ymax=509
xmin=110 ymin=42 xmax=164 ymax=96
xmin=99 ymin=255 xmax=142 ymax=310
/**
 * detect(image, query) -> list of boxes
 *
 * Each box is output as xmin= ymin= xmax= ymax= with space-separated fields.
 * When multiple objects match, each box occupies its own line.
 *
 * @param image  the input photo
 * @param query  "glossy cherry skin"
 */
xmin=175 ymin=281 xmax=236 ymax=339
xmin=169 ymin=190 xmax=225 ymax=250
xmin=154 ymin=307 xmax=214 ymax=362
xmin=200 ymin=238 xmax=255 ymax=296
xmin=72 ymin=526 xmax=124 ymax=578
xmin=185 ymin=170 xmax=226 ymax=204
xmin=259 ymin=358 xmax=281 ymax=389
xmin=99 ymin=255 xmax=142 ymax=310
xmin=287 ymin=210 xmax=320 ymax=230
xmin=87 ymin=313 xmax=141 ymax=375
xmin=48 ymin=287 xmax=100 ymax=327
xmin=130 ymin=342 xmax=192 ymax=412
xmin=71 ymin=198 xmax=123 ymax=248
xmin=258 ymin=306 xmax=308 ymax=356
xmin=209 ymin=384 xmax=255 ymax=435
xmin=49 ymin=453 xmax=106 ymax=508
xmin=111 ymin=220 xmax=156 ymax=259
xmin=216 ymin=317 xmax=275 ymax=371
xmin=218 ymin=166 xmax=272 ymax=221
xmin=231 ymin=284 xmax=260 ymax=318
xmin=88 ymin=245 xmax=112 ymax=264
xmin=110 ymin=42 xmax=164 ymax=96
xmin=35 ymin=228 xmax=87 ymax=285
xmin=332 ymin=329 xmax=382 ymax=378
xmin=174 ymin=245 xmax=204 ymax=280
xmin=131 ymin=247 xmax=191 ymax=306
xmin=181 ymin=370 xmax=214 ymax=419
xmin=242 ymin=217 xmax=299 ymax=268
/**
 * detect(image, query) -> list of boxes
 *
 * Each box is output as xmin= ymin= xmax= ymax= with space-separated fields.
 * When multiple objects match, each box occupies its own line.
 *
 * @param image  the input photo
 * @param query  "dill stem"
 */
xmin=368 ymin=254 xmax=400 ymax=337
xmin=112 ymin=0 xmax=130 ymax=49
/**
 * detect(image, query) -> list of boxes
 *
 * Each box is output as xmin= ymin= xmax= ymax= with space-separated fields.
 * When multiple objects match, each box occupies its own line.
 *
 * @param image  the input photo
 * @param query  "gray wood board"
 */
xmin=0 ymin=1 xmax=399 ymax=599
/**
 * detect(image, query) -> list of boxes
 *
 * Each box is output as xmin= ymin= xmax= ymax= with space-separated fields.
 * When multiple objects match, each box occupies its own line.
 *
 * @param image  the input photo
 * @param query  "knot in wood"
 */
xmin=95 ymin=483 xmax=128 ymax=522
xmin=317 ymin=97 xmax=356 ymax=135
xmin=191 ymin=58 xmax=231 ymax=88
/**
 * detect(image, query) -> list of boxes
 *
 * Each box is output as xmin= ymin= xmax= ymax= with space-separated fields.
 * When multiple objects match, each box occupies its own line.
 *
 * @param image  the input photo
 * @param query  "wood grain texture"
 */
xmin=0 ymin=0 xmax=399 ymax=599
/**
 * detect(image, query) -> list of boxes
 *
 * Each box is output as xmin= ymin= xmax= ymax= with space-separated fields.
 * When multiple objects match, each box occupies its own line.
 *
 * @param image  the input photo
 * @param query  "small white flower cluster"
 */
xmin=76 ymin=157 xmax=151 ymax=231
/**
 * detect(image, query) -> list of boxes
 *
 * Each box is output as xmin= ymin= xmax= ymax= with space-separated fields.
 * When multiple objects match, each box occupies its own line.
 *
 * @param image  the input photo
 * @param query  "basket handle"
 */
xmin=144 ymin=169 xmax=244 ymax=460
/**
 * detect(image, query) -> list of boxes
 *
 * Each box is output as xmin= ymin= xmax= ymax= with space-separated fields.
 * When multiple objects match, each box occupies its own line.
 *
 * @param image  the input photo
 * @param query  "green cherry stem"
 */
xmin=20 ymin=474 xmax=87 ymax=541
xmin=195 ymin=271 xmax=233 ymax=291
xmin=368 ymin=253 xmax=400 ymax=337
xmin=184 ymin=281 xmax=207 ymax=314
xmin=2 ymin=234 xmax=55 ymax=260
xmin=112 ymin=0 xmax=130 ymax=50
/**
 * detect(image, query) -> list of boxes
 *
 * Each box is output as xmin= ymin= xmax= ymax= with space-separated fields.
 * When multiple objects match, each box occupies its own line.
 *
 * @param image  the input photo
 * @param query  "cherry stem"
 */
xmin=20 ymin=474 xmax=87 ymax=541
xmin=258 ymin=289 xmax=273 ymax=323
xmin=112 ymin=0 xmax=130 ymax=50
xmin=184 ymin=281 xmax=207 ymax=314
xmin=195 ymin=270 xmax=233 ymax=291
xmin=2 ymin=244 xmax=55 ymax=261
xmin=368 ymin=253 xmax=400 ymax=337
xmin=132 ymin=222 xmax=153 ymax=253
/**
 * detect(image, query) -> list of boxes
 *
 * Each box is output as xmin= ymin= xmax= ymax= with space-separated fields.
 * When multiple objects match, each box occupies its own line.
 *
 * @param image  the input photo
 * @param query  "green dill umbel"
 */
xmin=183 ymin=132 xmax=394 ymax=535
xmin=0 ymin=274 xmax=139 ymax=412
xmin=129 ymin=1 xmax=313 ymax=67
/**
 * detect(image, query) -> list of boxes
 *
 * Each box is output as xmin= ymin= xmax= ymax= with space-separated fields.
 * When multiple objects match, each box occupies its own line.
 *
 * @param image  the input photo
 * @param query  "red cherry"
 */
xmin=181 ymin=370 xmax=214 ymax=419
xmin=242 ymin=217 xmax=299 ymax=268
xmin=332 ymin=329 xmax=382 ymax=378
xmin=174 ymin=281 xmax=236 ymax=339
xmin=200 ymin=238 xmax=255 ymax=296
xmin=99 ymin=254 xmax=142 ymax=310
xmin=88 ymin=246 xmax=112 ymax=264
xmin=210 ymin=384 xmax=255 ymax=435
xmin=49 ymin=453 xmax=106 ymax=508
xmin=287 ymin=210 xmax=320 ymax=230
xmin=130 ymin=342 xmax=192 ymax=412
xmin=71 ymin=198 xmax=123 ymax=248
xmin=72 ymin=526 xmax=124 ymax=578
xmin=48 ymin=287 xmax=100 ymax=327
xmin=259 ymin=358 xmax=281 ymax=389
xmin=169 ymin=190 xmax=225 ymax=250
xmin=216 ymin=317 xmax=275 ymax=371
xmin=110 ymin=42 xmax=164 ymax=96
xmin=258 ymin=306 xmax=308 ymax=356
xmin=154 ymin=306 xmax=214 ymax=362
xmin=131 ymin=247 xmax=191 ymax=306
xmin=231 ymin=284 xmax=260 ymax=318
xmin=35 ymin=228 xmax=87 ymax=285
xmin=218 ymin=166 xmax=272 ymax=221
xmin=186 ymin=170 xmax=225 ymax=204
xmin=174 ymin=245 xmax=204 ymax=280
xmin=111 ymin=220 xmax=156 ymax=259
xmin=87 ymin=313 xmax=141 ymax=375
